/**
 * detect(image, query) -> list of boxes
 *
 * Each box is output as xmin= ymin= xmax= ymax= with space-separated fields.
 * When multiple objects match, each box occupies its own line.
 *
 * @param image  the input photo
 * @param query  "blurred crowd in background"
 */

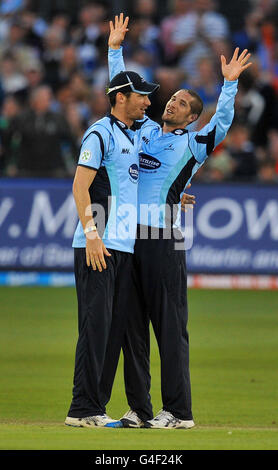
xmin=0 ymin=0 xmax=278 ymax=183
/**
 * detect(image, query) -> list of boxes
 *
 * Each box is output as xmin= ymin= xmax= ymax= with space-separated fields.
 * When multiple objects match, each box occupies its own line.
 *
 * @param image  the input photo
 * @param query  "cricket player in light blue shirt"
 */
xmin=107 ymin=14 xmax=252 ymax=430
xmin=65 ymin=31 xmax=160 ymax=427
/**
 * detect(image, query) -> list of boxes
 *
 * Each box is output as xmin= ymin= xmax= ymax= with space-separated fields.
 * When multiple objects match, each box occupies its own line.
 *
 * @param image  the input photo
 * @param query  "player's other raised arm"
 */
xmin=189 ymin=48 xmax=252 ymax=164
xmin=108 ymin=13 xmax=129 ymax=80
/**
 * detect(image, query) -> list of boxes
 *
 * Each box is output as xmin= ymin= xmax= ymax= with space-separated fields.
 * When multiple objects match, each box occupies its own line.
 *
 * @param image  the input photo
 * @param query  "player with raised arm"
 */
xmin=106 ymin=14 xmax=252 ymax=429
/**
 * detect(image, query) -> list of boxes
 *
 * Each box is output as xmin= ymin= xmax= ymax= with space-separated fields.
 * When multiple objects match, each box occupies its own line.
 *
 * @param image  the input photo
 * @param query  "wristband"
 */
xmin=84 ymin=225 xmax=97 ymax=234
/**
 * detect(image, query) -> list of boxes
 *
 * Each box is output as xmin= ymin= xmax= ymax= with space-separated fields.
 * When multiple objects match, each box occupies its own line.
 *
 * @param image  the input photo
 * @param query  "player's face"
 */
xmin=162 ymin=90 xmax=195 ymax=128
xmin=125 ymin=92 xmax=151 ymax=120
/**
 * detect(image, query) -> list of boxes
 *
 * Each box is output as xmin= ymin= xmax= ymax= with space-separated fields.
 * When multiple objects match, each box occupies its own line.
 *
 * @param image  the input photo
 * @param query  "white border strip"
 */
xmin=0 ymin=272 xmax=75 ymax=286
xmin=1 ymin=272 xmax=278 ymax=289
xmin=188 ymin=274 xmax=278 ymax=290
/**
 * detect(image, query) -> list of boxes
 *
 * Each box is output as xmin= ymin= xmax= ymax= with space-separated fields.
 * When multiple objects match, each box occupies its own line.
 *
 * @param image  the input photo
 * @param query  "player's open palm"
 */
xmin=109 ymin=12 xmax=129 ymax=49
xmin=221 ymin=48 xmax=252 ymax=81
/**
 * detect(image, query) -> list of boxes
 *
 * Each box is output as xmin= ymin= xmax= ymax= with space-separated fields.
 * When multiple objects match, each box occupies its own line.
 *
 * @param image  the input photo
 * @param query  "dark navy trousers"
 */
xmin=68 ymin=248 xmax=132 ymax=418
xmin=122 ymin=226 xmax=193 ymax=422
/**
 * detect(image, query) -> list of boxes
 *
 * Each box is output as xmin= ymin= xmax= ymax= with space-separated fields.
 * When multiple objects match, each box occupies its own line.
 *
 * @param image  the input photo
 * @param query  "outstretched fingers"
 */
xmin=238 ymin=48 xmax=248 ymax=61
xmin=238 ymin=49 xmax=252 ymax=70
xmin=118 ymin=12 xmax=129 ymax=30
xmin=234 ymin=48 xmax=251 ymax=68
xmin=123 ymin=15 xmax=129 ymax=30
xmin=221 ymin=55 xmax=227 ymax=66
xmin=240 ymin=52 xmax=251 ymax=66
xmin=113 ymin=12 xmax=129 ymax=31
xmin=232 ymin=47 xmax=239 ymax=61
xmin=241 ymin=61 xmax=252 ymax=71
xmin=119 ymin=12 xmax=124 ymax=25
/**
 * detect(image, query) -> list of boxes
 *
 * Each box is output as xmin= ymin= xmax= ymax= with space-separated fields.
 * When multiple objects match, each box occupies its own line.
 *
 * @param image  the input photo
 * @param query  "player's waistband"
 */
xmin=136 ymin=224 xmax=184 ymax=241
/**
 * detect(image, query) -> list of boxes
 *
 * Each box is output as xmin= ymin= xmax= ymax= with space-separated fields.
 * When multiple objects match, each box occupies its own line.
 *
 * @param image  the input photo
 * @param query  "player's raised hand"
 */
xmin=221 ymin=48 xmax=252 ymax=81
xmin=108 ymin=12 xmax=129 ymax=50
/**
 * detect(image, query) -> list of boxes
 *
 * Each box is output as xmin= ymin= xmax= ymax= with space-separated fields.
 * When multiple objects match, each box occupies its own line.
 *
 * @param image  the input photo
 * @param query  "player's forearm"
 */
xmin=214 ymin=79 xmax=237 ymax=142
xmin=108 ymin=47 xmax=126 ymax=81
xmin=205 ymin=79 xmax=237 ymax=140
xmin=189 ymin=79 xmax=238 ymax=163
xmin=73 ymin=182 xmax=95 ymax=231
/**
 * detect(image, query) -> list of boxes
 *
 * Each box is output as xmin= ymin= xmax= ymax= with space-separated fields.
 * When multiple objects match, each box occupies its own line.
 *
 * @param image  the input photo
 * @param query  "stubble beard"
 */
xmin=161 ymin=114 xmax=178 ymax=127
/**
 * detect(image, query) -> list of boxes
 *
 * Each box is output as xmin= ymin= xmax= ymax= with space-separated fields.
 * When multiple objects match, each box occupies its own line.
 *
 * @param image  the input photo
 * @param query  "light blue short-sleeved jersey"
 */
xmin=108 ymin=47 xmax=238 ymax=228
xmin=72 ymin=114 xmax=140 ymax=253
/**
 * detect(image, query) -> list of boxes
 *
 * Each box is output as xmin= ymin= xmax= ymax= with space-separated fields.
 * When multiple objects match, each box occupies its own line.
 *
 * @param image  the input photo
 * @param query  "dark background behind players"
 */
xmin=0 ymin=0 xmax=277 ymax=183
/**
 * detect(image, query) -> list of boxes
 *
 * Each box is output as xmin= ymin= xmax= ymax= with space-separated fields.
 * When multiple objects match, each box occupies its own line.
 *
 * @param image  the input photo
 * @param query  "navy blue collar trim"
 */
xmin=109 ymin=113 xmax=128 ymax=130
xmin=109 ymin=114 xmax=134 ymax=145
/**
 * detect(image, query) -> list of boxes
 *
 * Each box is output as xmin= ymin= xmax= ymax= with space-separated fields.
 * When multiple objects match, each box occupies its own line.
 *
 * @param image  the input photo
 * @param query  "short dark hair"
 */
xmin=108 ymin=90 xmax=132 ymax=108
xmin=184 ymin=89 xmax=203 ymax=118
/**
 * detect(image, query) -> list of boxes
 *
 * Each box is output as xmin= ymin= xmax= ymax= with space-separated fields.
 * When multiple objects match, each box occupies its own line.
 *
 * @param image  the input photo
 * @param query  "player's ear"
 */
xmin=189 ymin=113 xmax=198 ymax=123
xmin=116 ymin=92 xmax=126 ymax=105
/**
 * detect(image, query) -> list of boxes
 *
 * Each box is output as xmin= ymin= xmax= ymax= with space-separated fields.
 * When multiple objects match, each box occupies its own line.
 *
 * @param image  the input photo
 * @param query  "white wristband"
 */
xmin=84 ymin=225 xmax=97 ymax=234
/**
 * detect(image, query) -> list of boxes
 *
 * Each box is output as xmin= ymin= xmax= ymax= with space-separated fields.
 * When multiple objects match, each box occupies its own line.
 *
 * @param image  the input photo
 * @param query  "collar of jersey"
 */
xmin=108 ymin=113 xmax=135 ymax=145
xmin=171 ymin=128 xmax=188 ymax=135
xmin=160 ymin=125 xmax=188 ymax=136
xmin=109 ymin=113 xmax=129 ymax=130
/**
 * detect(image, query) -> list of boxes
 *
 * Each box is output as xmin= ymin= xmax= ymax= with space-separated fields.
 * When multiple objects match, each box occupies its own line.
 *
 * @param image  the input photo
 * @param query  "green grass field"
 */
xmin=0 ymin=286 xmax=277 ymax=450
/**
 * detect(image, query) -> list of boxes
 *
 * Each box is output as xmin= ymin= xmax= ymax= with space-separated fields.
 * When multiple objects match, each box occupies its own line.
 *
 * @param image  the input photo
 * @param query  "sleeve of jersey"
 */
xmin=78 ymin=126 xmax=109 ymax=170
xmin=189 ymin=79 xmax=238 ymax=164
xmin=108 ymin=47 xmax=126 ymax=80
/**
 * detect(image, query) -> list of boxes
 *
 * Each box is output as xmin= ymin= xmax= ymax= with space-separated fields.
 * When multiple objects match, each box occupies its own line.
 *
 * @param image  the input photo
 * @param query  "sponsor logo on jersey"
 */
xmin=80 ymin=149 xmax=92 ymax=163
xmin=139 ymin=153 xmax=161 ymax=170
xmin=121 ymin=148 xmax=131 ymax=154
xmin=129 ymin=163 xmax=139 ymax=181
xmin=164 ymin=144 xmax=175 ymax=151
